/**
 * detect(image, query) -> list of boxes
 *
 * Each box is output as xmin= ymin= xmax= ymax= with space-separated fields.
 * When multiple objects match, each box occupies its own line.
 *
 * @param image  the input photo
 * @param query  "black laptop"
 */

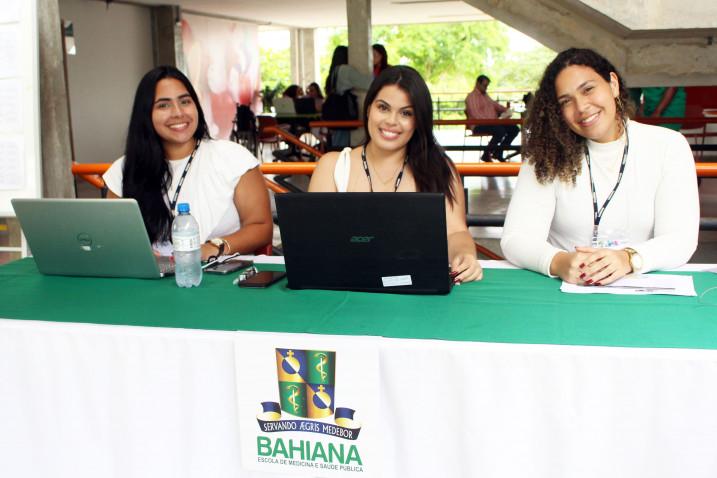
xmin=275 ymin=193 xmax=453 ymax=294
xmin=294 ymin=97 xmax=317 ymax=115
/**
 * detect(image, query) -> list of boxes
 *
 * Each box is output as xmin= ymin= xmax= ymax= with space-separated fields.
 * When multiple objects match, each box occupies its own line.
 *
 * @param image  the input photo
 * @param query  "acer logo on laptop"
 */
xmin=349 ymin=236 xmax=374 ymax=243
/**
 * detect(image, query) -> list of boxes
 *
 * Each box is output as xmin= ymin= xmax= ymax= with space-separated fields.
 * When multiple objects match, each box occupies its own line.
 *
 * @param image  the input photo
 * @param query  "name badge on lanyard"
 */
xmin=586 ymin=127 xmax=629 ymax=248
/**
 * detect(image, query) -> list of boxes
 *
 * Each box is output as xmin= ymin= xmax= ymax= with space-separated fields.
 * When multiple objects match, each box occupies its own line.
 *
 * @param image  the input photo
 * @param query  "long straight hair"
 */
xmin=325 ymin=46 xmax=348 ymax=95
xmin=372 ymin=44 xmax=388 ymax=74
xmin=122 ymin=66 xmax=210 ymax=243
xmin=362 ymin=65 xmax=457 ymax=205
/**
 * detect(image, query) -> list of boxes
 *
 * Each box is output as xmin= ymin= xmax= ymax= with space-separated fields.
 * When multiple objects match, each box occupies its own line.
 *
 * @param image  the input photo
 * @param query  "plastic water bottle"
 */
xmin=172 ymin=203 xmax=202 ymax=287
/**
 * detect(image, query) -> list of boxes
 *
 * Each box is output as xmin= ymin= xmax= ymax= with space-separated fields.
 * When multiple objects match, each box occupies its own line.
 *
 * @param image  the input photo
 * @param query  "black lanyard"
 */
xmin=361 ymin=145 xmax=407 ymax=193
xmin=585 ymin=130 xmax=629 ymax=246
xmin=168 ymin=140 xmax=201 ymax=211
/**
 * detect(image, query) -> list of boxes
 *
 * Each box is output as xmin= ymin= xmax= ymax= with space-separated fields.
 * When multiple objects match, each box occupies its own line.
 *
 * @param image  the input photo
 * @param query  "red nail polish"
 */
xmin=579 ymin=273 xmax=586 ymax=279
xmin=580 ymin=263 xmax=585 ymax=268
xmin=586 ymin=279 xmax=593 ymax=284
xmin=595 ymin=282 xmax=601 ymax=286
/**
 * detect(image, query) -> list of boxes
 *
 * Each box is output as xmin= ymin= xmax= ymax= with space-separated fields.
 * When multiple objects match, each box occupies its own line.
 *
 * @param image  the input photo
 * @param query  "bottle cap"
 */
xmin=177 ymin=203 xmax=190 ymax=214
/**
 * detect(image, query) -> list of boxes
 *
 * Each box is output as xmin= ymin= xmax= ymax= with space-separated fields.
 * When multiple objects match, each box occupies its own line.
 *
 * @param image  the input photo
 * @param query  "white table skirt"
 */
xmin=2 ymin=318 xmax=717 ymax=478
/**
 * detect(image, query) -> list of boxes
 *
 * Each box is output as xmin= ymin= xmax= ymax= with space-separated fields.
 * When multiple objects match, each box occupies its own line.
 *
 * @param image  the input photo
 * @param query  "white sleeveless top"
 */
xmin=333 ymin=147 xmax=353 ymax=192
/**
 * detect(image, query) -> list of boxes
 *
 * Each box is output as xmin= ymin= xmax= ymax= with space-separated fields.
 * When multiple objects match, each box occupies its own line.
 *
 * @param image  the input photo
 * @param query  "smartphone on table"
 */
xmin=237 ymin=270 xmax=286 ymax=288
xmin=204 ymin=259 xmax=252 ymax=275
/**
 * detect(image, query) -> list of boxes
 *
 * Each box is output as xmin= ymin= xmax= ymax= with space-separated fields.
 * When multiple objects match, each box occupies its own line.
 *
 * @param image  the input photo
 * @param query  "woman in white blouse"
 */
xmin=104 ymin=66 xmax=272 ymax=260
xmin=501 ymin=48 xmax=699 ymax=285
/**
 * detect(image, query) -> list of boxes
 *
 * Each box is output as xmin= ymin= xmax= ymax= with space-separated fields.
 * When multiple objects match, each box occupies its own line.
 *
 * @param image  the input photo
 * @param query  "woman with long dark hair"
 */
xmin=501 ymin=48 xmax=699 ymax=284
xmin=323 ymin=45 xmax=373 ymax=150
xmin=310 ymin=65 xmax=482 ymax=284
xmin=372 ymin=44 xmax=389 ymax=77
xmin=103 ymin=66 xmax=272 ymax=260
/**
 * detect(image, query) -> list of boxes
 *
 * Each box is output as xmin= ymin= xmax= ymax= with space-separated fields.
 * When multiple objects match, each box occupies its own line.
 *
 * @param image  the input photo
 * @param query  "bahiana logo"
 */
xmin=256 ymin=349 xmax=364 ymax=471
xmin=257 ymin=349 xmax=361 ymax=440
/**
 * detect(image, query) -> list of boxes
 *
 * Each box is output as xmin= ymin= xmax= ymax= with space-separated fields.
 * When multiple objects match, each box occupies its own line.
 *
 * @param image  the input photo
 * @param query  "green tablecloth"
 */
xmin=2 ymin=258 xmax=717 ymax=349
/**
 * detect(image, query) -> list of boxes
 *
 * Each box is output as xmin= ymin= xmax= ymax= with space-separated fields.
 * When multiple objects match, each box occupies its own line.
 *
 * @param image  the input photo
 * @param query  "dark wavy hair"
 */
xmin=325 ymin=46 xmax=348 ymax=95
xmin=523 ymin=48 xmax=629 ymax=184
xmin=283 ymin=84 xmax=301 ymax=98
xmin=122 ymin=65 xmax=210 ymax=244
xmin=372 ymin=44 xmax=388 ymax=74
xmin=362 ymin=65 xmax=457 ymax=205
xmin=307 ymin=82 xmax=324 ymax=99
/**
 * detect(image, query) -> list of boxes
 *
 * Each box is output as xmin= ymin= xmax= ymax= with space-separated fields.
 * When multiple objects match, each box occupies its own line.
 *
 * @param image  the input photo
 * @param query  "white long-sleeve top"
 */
xmin=501 ymin=120 xmax=699 ymax=275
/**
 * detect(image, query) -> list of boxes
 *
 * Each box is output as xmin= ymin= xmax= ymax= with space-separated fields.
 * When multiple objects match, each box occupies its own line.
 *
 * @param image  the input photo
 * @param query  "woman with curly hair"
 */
xmin=501 ymin=48 xmax=699 ymax=285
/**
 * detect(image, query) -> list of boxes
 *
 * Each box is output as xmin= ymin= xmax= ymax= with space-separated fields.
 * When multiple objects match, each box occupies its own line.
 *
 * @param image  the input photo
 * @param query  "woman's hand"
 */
xmin=451 ymin=253 xmax=483 ymax=284
xmin=550 ymin=250 xmax=591 ymax=284
xmin=574 ymin=246 xmax=631 ymax=286
xmin=200 ymin=243 xmax=219 ymax=262
xmin=551 ymin=248 xmax=631 ymax=285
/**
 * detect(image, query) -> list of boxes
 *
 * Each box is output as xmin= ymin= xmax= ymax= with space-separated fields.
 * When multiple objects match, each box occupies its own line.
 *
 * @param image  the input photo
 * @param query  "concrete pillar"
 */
xmin=290 ymin=28 xmax=301 ymax=85
xmin=290 ymin=28 xmax=318 ymax=88
xmin=151 ymin=5 xmax=185 ymax=70
xmin=299 ymin=28 xmax=317 ymax=86
xmin=346 ymin=0 xmax=372 ymax=146
xmin=38 ymin=0 xmax=75 ymax=198
xmin=346 ymin=0 xmax=372 ymax=75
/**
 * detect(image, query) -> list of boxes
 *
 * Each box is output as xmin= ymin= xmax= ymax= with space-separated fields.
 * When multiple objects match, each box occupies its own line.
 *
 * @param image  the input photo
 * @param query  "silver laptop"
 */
xmin=11 ymin=198 xmax=173 ymax=279
xmin=272 ymin=96 xmax=296 ymax=115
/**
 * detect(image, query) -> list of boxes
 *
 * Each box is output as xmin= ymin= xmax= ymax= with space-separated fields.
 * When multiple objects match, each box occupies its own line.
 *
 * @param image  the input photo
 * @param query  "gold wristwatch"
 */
xmin=623 ymin=247 xmax=643 ymax=274
xmin=207 ymin=237 xmax=227 ymax=256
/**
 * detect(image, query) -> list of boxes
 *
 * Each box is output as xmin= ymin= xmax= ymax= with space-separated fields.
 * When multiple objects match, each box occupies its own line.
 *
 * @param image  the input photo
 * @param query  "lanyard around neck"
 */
xmin=585 ymin=128 xmax=629 ymax=243
xmin=168 ymin=139 xmax=201 ymax=212
xmin=361 ymin=145 xmax=407 ymax=193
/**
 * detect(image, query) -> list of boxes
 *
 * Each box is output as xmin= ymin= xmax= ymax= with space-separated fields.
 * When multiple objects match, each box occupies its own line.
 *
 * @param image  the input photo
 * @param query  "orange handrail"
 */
xmin=73 ymin=161 xmax=717 ymax=180
xmin=308 ymin=118 xmax=522 ymax=128
xmin=265 ymin=178 xmax=289 ymax=194
xmin=264 ymin=126 xmax=322 ymax=158
xmin=78 ymin=174 xmax=105 ymax=189
xmin=309 ymin=117 xmax=717 ymax=129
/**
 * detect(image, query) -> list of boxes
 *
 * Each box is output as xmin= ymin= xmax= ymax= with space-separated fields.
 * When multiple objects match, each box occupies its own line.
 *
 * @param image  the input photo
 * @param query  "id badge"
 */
xmin=592 ymin=227 xmax=627 ymax=249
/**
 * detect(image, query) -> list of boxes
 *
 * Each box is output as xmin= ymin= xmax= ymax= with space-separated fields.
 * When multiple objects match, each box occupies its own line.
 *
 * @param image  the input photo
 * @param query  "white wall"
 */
xmin=59 ymin=0 xmax=154 ymax=164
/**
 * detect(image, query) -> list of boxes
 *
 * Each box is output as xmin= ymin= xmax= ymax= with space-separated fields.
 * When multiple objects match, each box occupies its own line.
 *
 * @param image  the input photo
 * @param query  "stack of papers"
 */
xmin=561 ymin=274 xmax=696 ymax=296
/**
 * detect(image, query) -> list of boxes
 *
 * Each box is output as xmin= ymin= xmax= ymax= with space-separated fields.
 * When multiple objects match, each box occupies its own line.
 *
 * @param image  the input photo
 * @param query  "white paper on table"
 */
xmin=561 ymin=274 xmax=696 ymax=296
xmin=252 ymin=254 xmax=285 ymax=265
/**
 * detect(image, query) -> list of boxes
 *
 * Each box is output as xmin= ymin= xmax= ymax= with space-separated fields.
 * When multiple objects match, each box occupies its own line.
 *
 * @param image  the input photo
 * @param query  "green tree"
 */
xmin=373 ymin=21 xmax=510 ymax=93
xmin=260 ymin=46 xmax=290 ymax=94
xmin=262 ymin=20 xmax=554 ymax=105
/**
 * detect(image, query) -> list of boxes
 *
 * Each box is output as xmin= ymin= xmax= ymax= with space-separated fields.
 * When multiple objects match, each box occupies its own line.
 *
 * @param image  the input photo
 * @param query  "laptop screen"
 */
xmin=12 ymin=198 xmax=167 ymax=279
xmin=276 ymin=193 xmax=452 ymax=294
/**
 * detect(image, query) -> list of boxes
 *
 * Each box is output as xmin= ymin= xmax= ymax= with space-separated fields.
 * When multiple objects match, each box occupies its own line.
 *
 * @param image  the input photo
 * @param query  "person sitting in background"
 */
xmin=521 ymin=92 xmax=534 ymax=119
xmin=634 ymin=86 xmax=687 ymax=131
xmin=501 ymin=48 xmax=699 ymax=285
xmin=103 ymin=66 xmax=272 ymax=261
xmin=372 ymin=44 xmax=389 ymax=77
xmin=310 ymin=66 xmax=482 ymax=284
xmin=465 ymin=74 xmax=520 ymax=162
xmin=282 ymin=84 xmax=304 ymax=99
xmin=306 ymin=82 xmax=324 ymax=112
